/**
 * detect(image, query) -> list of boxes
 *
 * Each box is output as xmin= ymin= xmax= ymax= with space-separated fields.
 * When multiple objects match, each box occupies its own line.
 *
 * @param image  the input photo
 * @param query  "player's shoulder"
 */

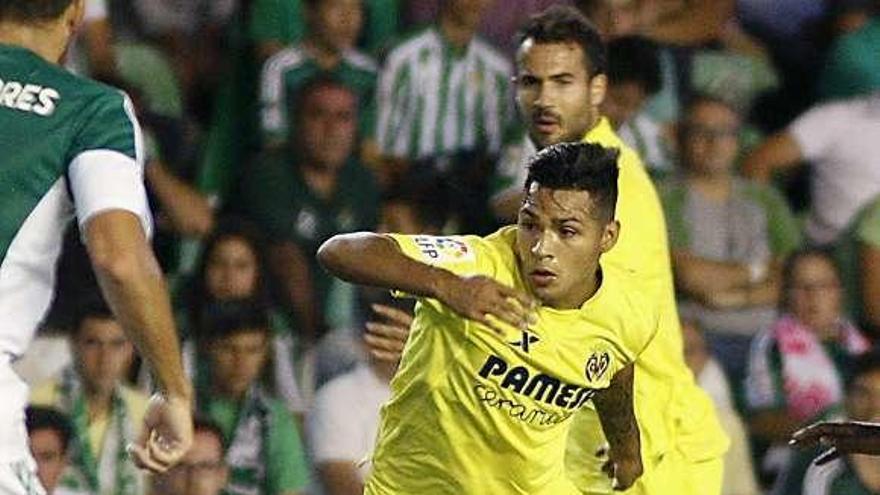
xmin=598 ymin=264 xmax=660 ymax=328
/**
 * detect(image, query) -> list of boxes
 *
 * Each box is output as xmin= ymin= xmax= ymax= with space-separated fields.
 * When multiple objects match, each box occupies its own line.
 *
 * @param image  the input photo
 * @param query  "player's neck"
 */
xmin=0 ymin=21 xmax=68 ymax=64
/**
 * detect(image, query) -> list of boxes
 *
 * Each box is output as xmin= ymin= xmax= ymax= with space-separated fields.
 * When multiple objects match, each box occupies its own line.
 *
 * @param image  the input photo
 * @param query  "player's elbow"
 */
xmin=89 ymin=243 xmax=142 ymax=286
xmin=317 ymin=234 xmax=351 ymax=273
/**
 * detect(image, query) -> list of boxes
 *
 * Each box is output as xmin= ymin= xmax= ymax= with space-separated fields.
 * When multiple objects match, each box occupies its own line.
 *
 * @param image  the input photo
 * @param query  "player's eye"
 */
xmin=517 ymin=75 xmax=538 ymax=87
xmin=560 ymin=227 xmax=578 ymax=238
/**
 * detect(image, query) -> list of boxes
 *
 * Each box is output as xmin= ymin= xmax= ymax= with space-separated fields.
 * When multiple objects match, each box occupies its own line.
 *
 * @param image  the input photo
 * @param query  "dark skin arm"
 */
xmin=270 ymin=242 xmax=321 ymax=342
xmin=317 ymin=233 xmax=533 ymax=333
xmin=749 ymin=409 xmax=802 ymax=443
xmin=317 ymin=462 xmax=363 ymax=495
xmin=791 ymin=421 xmax=880 ymax=464
xmin=592 ymin=363 xmax=643 ymax=491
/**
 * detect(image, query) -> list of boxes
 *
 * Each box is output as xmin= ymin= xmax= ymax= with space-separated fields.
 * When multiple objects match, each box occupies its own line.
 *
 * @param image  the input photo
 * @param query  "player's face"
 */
xmin=680 ymin=101 xmax=740 ymax=177
xmin=73 ymin=318 xmax=134 ymax=397
xmin=30 ymin=428 xmax=67 ymax=493
xmin=155 ymin=431 xmax=228 ymax=495
xmin=516 ymin=182 xmax=619 ymax=309
xmin=444 ymin=0 xmax=495 ymax=32
xmin=299 ymin=85 xmax=358 ymax=171
xmin=311 ymin=0 xmax=363 ymax=51
xmin=208 ymin=331 xmax=269 ymax=399
xmin=847 ymin=370 xmax=880 ymax=423
xmin=515 ymin=40 xmax=606 ymax=149
xmin=205 ymin=237 xmax=259 ymax=300
xmin=788 ymin=255 xmax=842 ymax=334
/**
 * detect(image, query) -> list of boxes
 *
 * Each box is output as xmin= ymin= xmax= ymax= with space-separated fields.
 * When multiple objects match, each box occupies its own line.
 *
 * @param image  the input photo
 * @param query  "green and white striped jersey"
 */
xmin=260 ymin=45 xmax=378 ymax=143
xmin=375 ymin=27 xmax=515 ymax=159
xmin=0 ymin=43 xmax=151 ymax=361
xmin=802 ymin=458 xmax=876 ymax=495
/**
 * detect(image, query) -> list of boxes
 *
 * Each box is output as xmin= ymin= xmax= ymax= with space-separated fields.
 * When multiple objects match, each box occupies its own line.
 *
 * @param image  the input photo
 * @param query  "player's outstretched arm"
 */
xmin=791 ymin=421 xmax=880 ymax=464
xmin=592 ymin=363 xmax=643 ymax=491
xmin=317 ymin=233 xmax=533 ymax=333
xmin=84 ymin=210 xmax=193 ymax=473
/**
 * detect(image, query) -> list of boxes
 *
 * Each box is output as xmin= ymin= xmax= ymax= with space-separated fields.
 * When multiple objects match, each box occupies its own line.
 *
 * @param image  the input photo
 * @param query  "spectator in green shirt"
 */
xmin=243 ymin=77 xmax=379 ymax=343
xmin=259 ymin=0 xmax=378 ymax=150
xmin=196 ymin=300 xmax=309 ymax=495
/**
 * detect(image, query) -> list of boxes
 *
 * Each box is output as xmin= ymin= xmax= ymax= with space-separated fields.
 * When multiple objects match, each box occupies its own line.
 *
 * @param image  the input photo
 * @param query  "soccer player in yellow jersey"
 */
xmin=319 ymin=143 xmax=659 ymax=494
xmin=370 ymin=6 xmax=729 ymax=494
xmin=510 ymin=7 xmax=729 ymax=494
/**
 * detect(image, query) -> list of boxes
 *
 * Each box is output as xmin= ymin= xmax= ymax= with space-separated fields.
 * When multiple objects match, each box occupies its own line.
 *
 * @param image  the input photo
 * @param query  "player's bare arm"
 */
xmin=317 ymin=232 xmax=534 ymax=334
xmin=85 ymin=210 xmax=193 ymax=472
xmin=791 ymin=421 xmax=880 ymax=464
xmin=592 ymin=363 xmax=643 ymax=491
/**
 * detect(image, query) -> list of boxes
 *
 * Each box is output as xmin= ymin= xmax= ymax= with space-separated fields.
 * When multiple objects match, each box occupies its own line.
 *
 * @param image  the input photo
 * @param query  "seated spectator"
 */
xmin=819 ymin=2 xmax=880 ymax=100
xmin=149 ymin=418 xmax=230 ymax=495
xmin=774 ymin=351 xmax=880 ymax=495
xmin=30 ymin=303 xmax=148 ymax=495
xmin=308 ymin=305 xmax=397 ymax=495
xmin=743 ymin=91 xmax=880 ymax=246
xmin=373 ymin=0 xmax=513 ymax=167
xmin=25 ymin=406 xmax=81 ymax=495
xmin=182 ymin=219 xmax=308 ymax=413
xmin=195 ymin=300 xmax=309 ymax=495
xmin=243 ymin=78 xmax=379 ymax=341
xmin=600 ymin=35 xmax=671 ymax=176
xmin=745 ymin=249 xmax=872 ymax=447
xmin=663 ymin=94 xmax=801 ymax=382
xmin=260 ymin=0 xmax=378 ymax=149
xmin=681 ymin=320 xmax=760 ymax=495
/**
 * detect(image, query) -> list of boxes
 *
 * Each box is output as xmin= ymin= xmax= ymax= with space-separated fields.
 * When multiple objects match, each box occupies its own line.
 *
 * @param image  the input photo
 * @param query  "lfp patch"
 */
xmin=414 ymin=236 xmax=475 ymax=263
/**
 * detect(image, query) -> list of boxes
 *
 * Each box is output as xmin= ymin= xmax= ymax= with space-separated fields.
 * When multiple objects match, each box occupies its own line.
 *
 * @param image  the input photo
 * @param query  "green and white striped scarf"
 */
xmin=56 ymin=368 xmax=142 ymax=495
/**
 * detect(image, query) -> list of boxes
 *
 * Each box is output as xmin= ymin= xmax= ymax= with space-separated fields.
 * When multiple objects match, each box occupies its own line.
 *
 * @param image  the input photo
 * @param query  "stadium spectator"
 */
xmin=663 ymin=95 xmax=801 ymax=382
xmin=745 ymin=249 xmax=871 ymax=447
xmin=243 ymin=78 xmax=379 ymax=343
xmin=66 ymin=0 xmax=117 ymax=79
xmin=250 ymin=0 xmax=399 ymax=62
xmin=776 ymin=352 xmax=880 ymax=494
xmin=818 ymin=1 xmax=880 ymax=100
xmin=681 ymin=320 xmax=760 ymax=495
xmin=600 ymin=35 xmax=670 ymax=175
xmin=25 ymin=407 xmax=80 ymax=495
xmin=30 ymin=304 xmax=148 ymax=495
xmin=373 ymin=0 xmax=514 ymax=165
xmin=259 ymin=0 xmax=378 ymax=149
xmin=149 ymin=418 xmax=230 ymax=495
xmin=195 ymin=300 xmax=309 ymax=495
xmin=182 ymin=219 xmax=308 ymax=413
xmin=743 ymin=91 xmax=880 ymax=246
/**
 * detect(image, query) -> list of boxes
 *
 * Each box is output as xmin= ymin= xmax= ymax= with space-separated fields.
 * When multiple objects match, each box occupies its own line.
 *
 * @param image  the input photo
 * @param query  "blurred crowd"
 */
xmin=11 ymin=0 xmax=880 ymax=494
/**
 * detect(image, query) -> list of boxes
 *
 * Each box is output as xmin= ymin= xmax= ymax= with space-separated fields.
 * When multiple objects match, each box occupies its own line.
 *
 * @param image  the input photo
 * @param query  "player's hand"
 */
xmin=597 ymin=444 xmax=643 ymax=491
xmin=435 ymin=274 xmax=535 ymax=334
xmin=365 ymin=303 xmax=413 ymax=362
xmin=790 ymin=421 xmax=880 ymax=465
xmin=128 ymin=393 xmax=193 ymax=473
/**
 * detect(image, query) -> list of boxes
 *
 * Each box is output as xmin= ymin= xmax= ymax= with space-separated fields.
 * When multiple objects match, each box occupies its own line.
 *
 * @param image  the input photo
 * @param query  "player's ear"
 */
xmin=599 ymin=220 xmax=619 ymax=254
xmin=588 ymin=74 xmax=608 ymax=108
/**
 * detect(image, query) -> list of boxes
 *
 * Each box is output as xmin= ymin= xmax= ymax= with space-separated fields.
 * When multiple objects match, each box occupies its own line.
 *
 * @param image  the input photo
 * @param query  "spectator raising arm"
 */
xmin=741 ymin=131 xmax=804 ymax=183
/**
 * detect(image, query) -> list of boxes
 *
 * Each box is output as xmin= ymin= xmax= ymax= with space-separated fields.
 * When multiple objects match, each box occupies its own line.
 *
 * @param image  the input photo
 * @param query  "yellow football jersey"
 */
xmin=364 ymin=227 xmax=659 ymax=495
xmin=566 ymin=119 xmax=729 ymax=494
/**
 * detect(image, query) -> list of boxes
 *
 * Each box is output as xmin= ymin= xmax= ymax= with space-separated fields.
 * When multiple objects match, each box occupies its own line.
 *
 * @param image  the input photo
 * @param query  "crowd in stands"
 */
xmin=11 ymin=0 xmax=880 ymax=494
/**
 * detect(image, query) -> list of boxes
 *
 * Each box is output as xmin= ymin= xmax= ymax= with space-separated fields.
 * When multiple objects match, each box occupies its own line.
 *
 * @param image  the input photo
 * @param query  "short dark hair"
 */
xmin=845 ymin=351 xmax=880 ymax=392
xmin=25 ymin=406 xmax=73 ymax=453
xmin=198 ymin=299 xmax=271 ymax=343
xmin=524 ymin=142 xmax=620 ymax=221
xmin=607 ymin=36 xmax=661 ymax=95
xmin=71 ymin=298 xmax=116 ymax=337
xmin=517 ymin=5 xmax=607 ymax=76
xmin=0 ymin=0 xmax=75 ymax=23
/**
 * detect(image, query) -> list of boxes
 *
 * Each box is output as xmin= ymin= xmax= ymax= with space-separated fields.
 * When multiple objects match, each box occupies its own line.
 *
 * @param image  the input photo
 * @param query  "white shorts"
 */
xmin=0 ymin=458 xmax=45 ymax=495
